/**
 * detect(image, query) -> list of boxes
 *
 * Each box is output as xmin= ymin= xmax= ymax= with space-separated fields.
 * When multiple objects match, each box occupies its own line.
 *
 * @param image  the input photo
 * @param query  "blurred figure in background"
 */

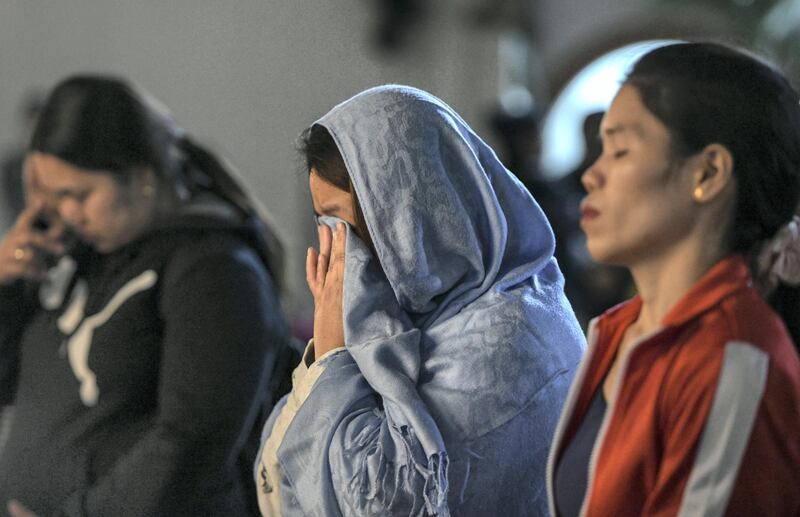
xmin=0 ymin=75 xmax=293 ymax=516
xmin=489 ymin=103 xmax=542 ymax=187
xmin=490 ymin=102 xmax=567 ymax=235
xmin=491 ymin=105 xmax=632 ymax=328
xmin=255 ymin=85 xmax=585 ymax=516
xmin=549 ymin=42 xmax=800 ymax=516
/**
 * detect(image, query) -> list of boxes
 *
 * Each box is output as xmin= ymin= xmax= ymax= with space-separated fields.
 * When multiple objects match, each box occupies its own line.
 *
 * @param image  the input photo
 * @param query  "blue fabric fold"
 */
xmin=271 ymin=85 xmax=585 ymax=516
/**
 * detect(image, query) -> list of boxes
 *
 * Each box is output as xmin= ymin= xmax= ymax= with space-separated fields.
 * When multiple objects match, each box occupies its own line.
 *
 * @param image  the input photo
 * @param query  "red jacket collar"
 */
xmin=558 ymin=256 xmax=754 ymax=455
xmin=662 ymin=255 xmax=752 ymax=327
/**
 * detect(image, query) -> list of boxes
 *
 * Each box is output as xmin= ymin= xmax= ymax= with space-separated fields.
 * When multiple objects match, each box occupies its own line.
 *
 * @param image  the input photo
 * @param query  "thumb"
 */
xmin=15 ymin=199 xmax=44 ymax=229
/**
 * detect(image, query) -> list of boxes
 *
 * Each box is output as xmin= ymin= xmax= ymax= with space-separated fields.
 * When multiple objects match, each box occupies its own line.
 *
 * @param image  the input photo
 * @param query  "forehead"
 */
xmin=600 ymin=85 xmax=659 ymax=139
xmin=28 ymin=153 xmax=109 ymax=191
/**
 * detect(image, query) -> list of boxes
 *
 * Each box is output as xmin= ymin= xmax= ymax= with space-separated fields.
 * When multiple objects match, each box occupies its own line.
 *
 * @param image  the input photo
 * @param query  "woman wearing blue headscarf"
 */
xmin=255 ymin=85 xmax=585 ymax=516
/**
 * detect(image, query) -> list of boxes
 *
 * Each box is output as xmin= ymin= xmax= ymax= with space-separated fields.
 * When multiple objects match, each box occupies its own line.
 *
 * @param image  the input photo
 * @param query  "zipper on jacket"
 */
xmin=547 ymin=319 xmax=664 ymax=517
xmin=577 ymin=326 xmax=663 ymax=517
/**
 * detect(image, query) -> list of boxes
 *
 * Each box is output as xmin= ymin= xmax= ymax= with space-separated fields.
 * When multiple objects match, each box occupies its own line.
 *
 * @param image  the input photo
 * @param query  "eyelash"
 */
xmin=613 ymin=150 xmax=628 ymax=159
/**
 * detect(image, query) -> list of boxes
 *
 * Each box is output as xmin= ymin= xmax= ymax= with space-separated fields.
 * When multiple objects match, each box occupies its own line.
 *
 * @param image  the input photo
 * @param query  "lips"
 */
xmin=580 ymin=202 xmax=600 ymax=222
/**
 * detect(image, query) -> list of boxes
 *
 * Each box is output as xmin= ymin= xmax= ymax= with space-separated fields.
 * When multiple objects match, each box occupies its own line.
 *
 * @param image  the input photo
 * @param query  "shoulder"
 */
xmin=718 ymin=287 xmax=793 ymax=353
xmin=150 ymin=229 xmax=278 ymax=318
xmin=660 ymin=288 xmax=798 ymax=416
xmin=157 ymin=229 xmax=268 ymax=285
xmin=154 ymin=230 xmax=288 ymax=343
xmin=163 ymin=229 xmax=261 ymax=266
xmin=670 ymin=287 xmax=787 ymax=363
xmin=683 ymin=287 xmax=797 ymax=380
xmin=715 ymin=289 xmax=800 ymax=410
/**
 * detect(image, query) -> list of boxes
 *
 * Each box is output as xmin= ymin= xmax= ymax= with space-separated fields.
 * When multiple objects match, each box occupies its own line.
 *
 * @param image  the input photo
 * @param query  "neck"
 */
xmin=628 ymin=235 xmax=727 ymax=332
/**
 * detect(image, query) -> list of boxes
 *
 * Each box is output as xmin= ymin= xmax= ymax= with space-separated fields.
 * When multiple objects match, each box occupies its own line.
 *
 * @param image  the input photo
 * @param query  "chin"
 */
xmin=92 ymin=240 xmax=113 ymax=253
xmin=586 ymin=240 xmax=627 ymax=267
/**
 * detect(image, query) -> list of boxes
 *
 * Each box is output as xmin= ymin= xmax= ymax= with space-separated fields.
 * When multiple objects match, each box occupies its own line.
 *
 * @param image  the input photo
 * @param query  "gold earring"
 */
xmin=694 ymin=186 xmax=704 ymax=200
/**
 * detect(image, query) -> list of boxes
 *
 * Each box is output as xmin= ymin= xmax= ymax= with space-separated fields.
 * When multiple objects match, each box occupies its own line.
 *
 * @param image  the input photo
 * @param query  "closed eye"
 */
xmin=56 ymin=190 xmax=89 ymax=202
xmin=613 ymin=150 xmax=629 ymax=159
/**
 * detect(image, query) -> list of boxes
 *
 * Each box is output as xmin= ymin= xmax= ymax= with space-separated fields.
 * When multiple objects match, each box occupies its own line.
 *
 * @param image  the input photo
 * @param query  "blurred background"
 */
xmin=1 ymin=0 xmax=798 ymax=332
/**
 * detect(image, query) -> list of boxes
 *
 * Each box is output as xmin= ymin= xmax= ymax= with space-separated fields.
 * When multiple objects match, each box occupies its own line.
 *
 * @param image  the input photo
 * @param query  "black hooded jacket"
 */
xmin=0 ymin=201 xmax=295 ymax=516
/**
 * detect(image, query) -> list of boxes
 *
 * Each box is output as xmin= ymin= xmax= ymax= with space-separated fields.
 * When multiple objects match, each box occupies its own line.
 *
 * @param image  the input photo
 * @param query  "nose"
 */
xmin=581 ymin=157 xmax=604 ymax=193
xmin=57 ymin=198 xmax=84 ymax=228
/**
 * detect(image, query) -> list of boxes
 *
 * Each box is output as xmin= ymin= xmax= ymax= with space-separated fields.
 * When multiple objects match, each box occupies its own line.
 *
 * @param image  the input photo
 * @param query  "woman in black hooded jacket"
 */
xmin=0 ymin=74 xmax=294 ymax=517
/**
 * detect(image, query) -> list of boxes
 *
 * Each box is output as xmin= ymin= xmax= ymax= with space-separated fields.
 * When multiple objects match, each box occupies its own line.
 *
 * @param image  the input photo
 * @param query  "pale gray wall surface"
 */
xmin=0 ymin=0 xmax=500 ymax=318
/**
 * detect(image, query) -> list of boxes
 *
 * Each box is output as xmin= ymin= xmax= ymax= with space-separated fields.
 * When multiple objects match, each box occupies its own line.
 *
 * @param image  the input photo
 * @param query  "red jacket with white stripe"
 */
xmin=547 ymin=255 xmax=800 ymax=516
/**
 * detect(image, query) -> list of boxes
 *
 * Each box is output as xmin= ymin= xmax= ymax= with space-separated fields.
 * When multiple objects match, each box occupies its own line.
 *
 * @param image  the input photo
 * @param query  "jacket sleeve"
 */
xmin=255 ymin=341 xmax=344 ymax=516
xmin=0 ymin=282 xmax=36 ymax=406
xmin=59 ymin=246 xmax=287 ymax=516
xmin=276 ymin=351 xmax=445 ymax=517
xmin=642 ymin=341 xmax=773 ymax=517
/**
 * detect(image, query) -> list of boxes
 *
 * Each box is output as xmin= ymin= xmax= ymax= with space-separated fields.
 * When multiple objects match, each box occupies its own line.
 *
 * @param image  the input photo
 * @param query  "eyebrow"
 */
xmin=313 ymin=203 xmax=342 ymax=217
xmin=600 ymin=123 xmax=644 ymax=139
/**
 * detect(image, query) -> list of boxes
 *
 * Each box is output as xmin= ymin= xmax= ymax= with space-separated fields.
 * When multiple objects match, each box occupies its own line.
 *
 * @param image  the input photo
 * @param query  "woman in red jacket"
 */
xmin=548 ymin=42 xmax=800 ymax=516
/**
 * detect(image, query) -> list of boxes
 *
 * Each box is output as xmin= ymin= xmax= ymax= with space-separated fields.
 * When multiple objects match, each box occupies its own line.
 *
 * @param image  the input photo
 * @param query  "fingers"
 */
xmin=318 ymin=223 xmax=333 ymax=257
xmin=8 ymin=217 xmax=65 ymax=258
xmin=0 ymin=200 xmax=66 ymax=284
xmin=316 ymin=224 xmax=331 ymax=287
xmin=14 ymin=199 xmax=44 ymax=231
xmin=310 ymin=223 xmax=347 ymax=358
xmin=2 ymin=244 xmax=48 ymax=282
xmin=306 ymin=246 xmax=318 ymax=293
xmin=329 ymin=223 xmax=346 ymax=272
xmin=307 ymin=223 xmax=348 ymax=298
xmin=26 ymin=231 xmax=65 ymax=256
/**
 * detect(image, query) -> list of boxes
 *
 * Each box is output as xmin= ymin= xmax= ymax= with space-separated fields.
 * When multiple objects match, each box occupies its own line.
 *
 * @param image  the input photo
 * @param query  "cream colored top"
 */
xmin=256 ymin=340 xmax=345 ymax=517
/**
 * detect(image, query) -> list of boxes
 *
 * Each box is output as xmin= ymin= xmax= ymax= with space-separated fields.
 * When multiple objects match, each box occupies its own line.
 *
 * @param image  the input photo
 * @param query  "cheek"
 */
xmin=86 ymin=191 xmax=130 ymax=230
xmin=586 ymin=172 xmax=681 ymax=262
xmin=342 ymin=206 xmax=359 ymax=230
xmin=611 ymin=162 xmax=673 ymax=215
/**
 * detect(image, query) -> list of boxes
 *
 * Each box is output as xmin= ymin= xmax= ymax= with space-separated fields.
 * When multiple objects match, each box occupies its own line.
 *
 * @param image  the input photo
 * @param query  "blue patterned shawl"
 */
xmin=270 ymin=85 xmax=585 ymax=516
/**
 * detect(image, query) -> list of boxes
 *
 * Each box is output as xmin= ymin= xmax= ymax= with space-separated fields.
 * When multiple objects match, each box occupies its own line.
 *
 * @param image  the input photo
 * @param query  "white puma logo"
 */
xmin=58 ymin=270 xmax=158 ymax=406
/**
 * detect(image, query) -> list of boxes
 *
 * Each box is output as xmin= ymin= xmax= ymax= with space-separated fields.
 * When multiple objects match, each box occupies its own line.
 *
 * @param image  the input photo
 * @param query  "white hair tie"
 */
xmin=756 ymin=215 xmax=800 ymax=294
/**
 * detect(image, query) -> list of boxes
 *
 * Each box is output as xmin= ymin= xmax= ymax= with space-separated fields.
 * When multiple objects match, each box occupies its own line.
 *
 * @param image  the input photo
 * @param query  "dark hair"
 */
xmin=626 ymin=42 xmax=800 ymax=344
xmin=30 ymin=74 xmax=284 ymax=284
xmin=298 ymin=124 xmax=376 ymax=256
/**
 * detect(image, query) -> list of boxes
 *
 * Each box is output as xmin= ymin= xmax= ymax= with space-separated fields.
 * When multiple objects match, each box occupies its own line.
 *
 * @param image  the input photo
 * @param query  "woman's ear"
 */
xmin=132 ymin=167 xmax=157 ymax=198
xmin=691 ymin=144 xmax=734 ymax=203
